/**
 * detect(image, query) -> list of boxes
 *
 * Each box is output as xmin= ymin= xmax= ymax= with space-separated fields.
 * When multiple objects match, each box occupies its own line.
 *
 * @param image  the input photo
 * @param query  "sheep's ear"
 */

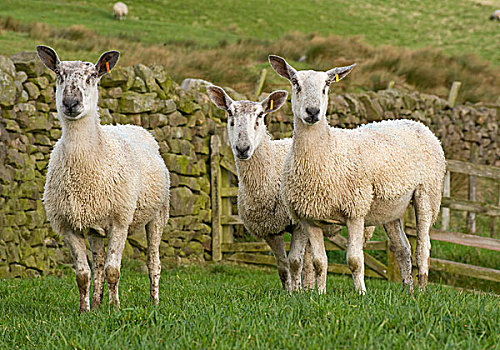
xmin=206 ymin=85 xmax=233 ymax=111
xmin=326 ymin=63 xmax=356 ymax=84
xmin=262 ymin=90 xmax=288 ymax=114
xmin=36 ymin=45 xmax=60 ymax=72
xmin=95 ymin=50 xmax=120 ymax=77
xmin=268 ymin=55 xmax=297 ymax=80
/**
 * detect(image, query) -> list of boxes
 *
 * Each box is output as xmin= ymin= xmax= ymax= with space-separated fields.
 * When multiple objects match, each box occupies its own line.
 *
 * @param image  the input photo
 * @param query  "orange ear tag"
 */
xmin=335 ymin=74 xmax=339 ymax=82
xmin=270 ymin=99 xmax=273 ymax=110
xmin=106 ymin=62 xmax=111 ymax=74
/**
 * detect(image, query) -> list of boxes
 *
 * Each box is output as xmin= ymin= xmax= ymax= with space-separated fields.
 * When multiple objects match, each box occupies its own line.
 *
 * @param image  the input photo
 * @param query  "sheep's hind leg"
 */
xmin=303 ymin=221 xmax=328 ymax=294
xmin=62 ymin=228 xmax=91 ymax=313
xmin=146 ymin=217 xmax=163 ymax=305
xmin=346 ymin=217 xmax=366 ymax=294
xmin=265 ymin=234 xmax=291 ymax=291
xmin=383 ymin=219 xmax=413 ymax=290
xmin=105 ymin=224 xmax=128 ymax=309
xmin=288 ymin=224 xmax=308 ymax=292
xmin=89 ymin=232 xmax=106 ymax=310
xmin=413 ymin=190 xmax=432 ymax=290
xmin=302 ymin=240 xmax=315 ymax=290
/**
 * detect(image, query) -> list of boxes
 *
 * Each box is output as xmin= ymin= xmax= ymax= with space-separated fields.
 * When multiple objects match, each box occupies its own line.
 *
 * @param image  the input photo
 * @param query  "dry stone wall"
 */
xmin=0 ymin=52 xmax=498 ymax=278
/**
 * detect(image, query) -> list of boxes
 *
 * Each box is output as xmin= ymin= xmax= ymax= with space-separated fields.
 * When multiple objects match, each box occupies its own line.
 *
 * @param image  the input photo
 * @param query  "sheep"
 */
xmin=113 ymin=2 xmax=128 ymax=20
xmin=206 ymin=85 xmax=297 ymax=289
xmin=206 ymin=85 xmax=374 ymax=291
xmin=490 ymin=10 xmax=500 ymax=21
xmin=36 ymin=45 xmax=170 ymax=312
xmin=269 ymin=55 xmax=446 ymax=294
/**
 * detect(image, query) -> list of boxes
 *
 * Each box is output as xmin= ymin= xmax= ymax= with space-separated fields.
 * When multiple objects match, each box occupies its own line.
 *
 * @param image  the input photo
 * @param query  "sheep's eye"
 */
xmin=258 ymin=112 xmax=264 ymax=118
xmin=230 ymin=120 xmax=234 ymax=127
xmin=227 ymin=110 xmax=233 ymax=117
xmin=291 ymin=78 xmax=301 ymax=93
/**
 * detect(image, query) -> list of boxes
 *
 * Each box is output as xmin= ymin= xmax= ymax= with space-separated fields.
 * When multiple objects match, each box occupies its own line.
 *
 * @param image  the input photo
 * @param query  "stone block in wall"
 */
xmin=100 ymin=98 xmax=119 ymax=111
xmin=134 ymin=64 xmax=166 ymax=99
xmin=38 ymin=86 xmax=54 ymax=103
xmin=358 ymin=94 xmax=383 ymax=121
xmin=167 ymin=139 xmax=195 ymax=157
xmin=26 ymin=114 xmax=52 ymax=132
xmin=23 ymin=82 xmax=40 ymax=100
xmin=36 ymin=102 xmax=50 ymax=113
xmin=29 ymin=77 xmax=50 ymax=90
xmin=108 ymin=87 xmax=123 ymax=99
xmin=131 ymin=76 xmax=147 ymax=92
xmin=151 ymin=64 xmax=173 ymax=95
xmin=162 ymin=153 xmax=204 ymax=175
xmin=192 ymin=136 xmax=209 ymax=155
xmin=0 ymin=71 xmax=16 ymax=107
xmin=100 ymin=66 xmax=135 ymax=89
xmin=177 ymin=95 xmax=200 ymax=115
xmin=167 ymin=111 xmax=187 ymax=127
xmin=11 ymin=52 xmax=45 ymax=77
xmin=170 ymin=187 xmax=201 ymax=216
xmin=119 ymin=91 xmax=157 ymax=113
xmin=149 ymin=113 xmax=168 ymax=129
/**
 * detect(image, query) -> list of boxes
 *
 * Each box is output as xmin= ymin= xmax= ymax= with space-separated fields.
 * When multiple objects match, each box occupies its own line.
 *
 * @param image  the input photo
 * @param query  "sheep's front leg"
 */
xmin=288 ymin=223 xmax=308 ymax=292
xmin=62 ymin=228 xmax=91 ymax=313
xmin=89 ymin=233 xmax=106 ymax=310
xmin=105 ymin=224 xmax=128 ymax=309
xmin=146 ymin=218 xmax=163 ymax=305
xmin=265 ymin=234 xmax=291 ymax=291
xmin=346 ymin=217 xmax=366 ymax=294
xmin=302 ymin=221 xmax=328 ymax=294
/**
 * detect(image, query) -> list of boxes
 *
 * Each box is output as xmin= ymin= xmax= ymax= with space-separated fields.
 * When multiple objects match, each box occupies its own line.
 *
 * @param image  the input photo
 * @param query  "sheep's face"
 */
xmin=53 ymin=62 xmax=99 ymax=120
xmin=268 ymin=55 xmax=355 ymax=126
xmin=36 ymin=46 xmax=119 ymax=121
xmin=207 ymin=86 xmax=288 ymax=160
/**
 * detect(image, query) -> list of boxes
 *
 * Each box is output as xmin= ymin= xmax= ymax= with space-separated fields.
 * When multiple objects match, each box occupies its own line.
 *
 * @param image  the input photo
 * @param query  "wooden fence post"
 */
xmin=448 ymin=81 xmax=461 ymax=107
xmin=210 ymin=135 xmax=222 ymax=261
xmin=467 ymin=144 xmax=478 ymax=234
xmin=441 ymin=170 xmax=450 ymax=230
xmin=490 ymin=184 xmax=500 ymax=238
xmin=221 ymin=169 xmax=234 ymax=244
xmin=386 ymin=241 xmax=400 ymax=283
xmin=254 ymin=68 xmax=267 ymax=98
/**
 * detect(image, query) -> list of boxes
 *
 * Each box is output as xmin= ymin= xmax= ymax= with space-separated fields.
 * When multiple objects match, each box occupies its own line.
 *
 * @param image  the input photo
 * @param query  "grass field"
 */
xmin=1 ymin=0 xmax=499 ymax=102
xmin=0 ymin=263 xmax=499 ymax=349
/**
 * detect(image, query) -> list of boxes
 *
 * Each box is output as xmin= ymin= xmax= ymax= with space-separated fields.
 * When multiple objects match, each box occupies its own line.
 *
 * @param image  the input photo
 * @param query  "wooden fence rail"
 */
xmin=210 ymin=135 xmax=500 ymax=286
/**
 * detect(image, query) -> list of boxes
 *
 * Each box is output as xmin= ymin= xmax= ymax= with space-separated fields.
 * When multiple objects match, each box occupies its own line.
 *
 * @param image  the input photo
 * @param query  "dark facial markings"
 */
xmin=323 ymin=81 xmax=331 ymax=95
xmin=291 ymin=77 xmax=301 ymax=93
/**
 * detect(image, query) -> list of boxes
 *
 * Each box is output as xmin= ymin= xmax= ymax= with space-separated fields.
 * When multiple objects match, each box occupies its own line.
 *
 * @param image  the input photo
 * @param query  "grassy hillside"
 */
xmin=1 ymin=0 xmax=500 ymax=102
xmin=1 ymin=0 xmax=499 ymax=62
xmin=1 ymin=263 xmax=499 ymax=349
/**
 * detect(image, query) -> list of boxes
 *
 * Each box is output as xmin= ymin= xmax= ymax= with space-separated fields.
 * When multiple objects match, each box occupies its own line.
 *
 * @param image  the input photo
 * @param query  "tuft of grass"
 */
xmin=0 ymin=264 xmax=499 ymax=349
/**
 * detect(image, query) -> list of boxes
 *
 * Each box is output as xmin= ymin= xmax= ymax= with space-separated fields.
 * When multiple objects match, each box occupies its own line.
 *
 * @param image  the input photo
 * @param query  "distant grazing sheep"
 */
xmin=114 ymin=2 xmax=128 ymax=20
xmin=37 ymin=45 xmax=170 ymax=312
xmin=490 ymin=10 xmax=500 ymax=21
xmin=269 ymin=55 xmax=446 ymax=294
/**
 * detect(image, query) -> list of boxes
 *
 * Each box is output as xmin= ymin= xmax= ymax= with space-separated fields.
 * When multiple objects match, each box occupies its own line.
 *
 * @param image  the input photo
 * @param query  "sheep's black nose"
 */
xmin=235 ymin=145 xmax=250 ymax=158
xmin=63 ymin=98 xmax=79 ymax=110
xmin=305 ymin=107 xmax=320 ymax=118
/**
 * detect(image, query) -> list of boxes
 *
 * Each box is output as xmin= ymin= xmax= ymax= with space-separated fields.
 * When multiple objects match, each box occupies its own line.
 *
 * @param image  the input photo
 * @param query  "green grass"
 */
xmin=0 ymin=263 xmax=499 ymax=349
